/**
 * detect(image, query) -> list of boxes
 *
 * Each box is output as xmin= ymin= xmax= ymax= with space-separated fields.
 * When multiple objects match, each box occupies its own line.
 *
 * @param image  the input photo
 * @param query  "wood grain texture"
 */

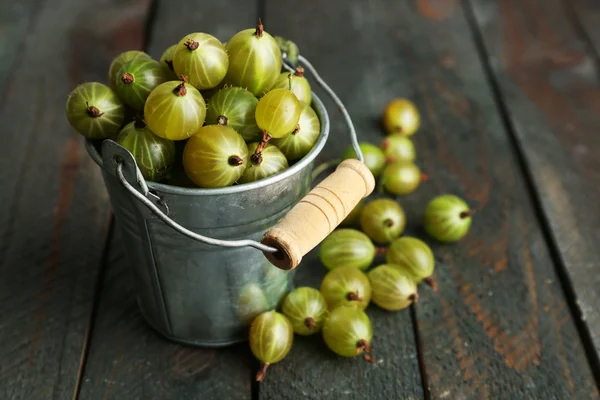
xmin=0 ymin=0 xmax=150 ymax=398
xmin=569 ymin=0 xmax=600 ymax=56
xmin=78 ymin=1 xmax=260 ymax=399
xmin=468 ymin=0 xmax=600 ymax=383
xmin=384 ymin=0 xmax=599 ymax=398
xmin=258 ymin=2 xmax=424 ymax=399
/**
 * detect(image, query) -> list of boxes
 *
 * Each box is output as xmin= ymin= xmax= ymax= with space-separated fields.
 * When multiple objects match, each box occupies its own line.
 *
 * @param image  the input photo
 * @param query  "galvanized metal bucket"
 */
xmin=85 ymin=91 xmax=330 ymax=347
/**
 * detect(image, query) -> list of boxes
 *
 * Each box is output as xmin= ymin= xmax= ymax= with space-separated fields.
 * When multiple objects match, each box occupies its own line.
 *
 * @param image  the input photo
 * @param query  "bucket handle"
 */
xmin=109 ymin=53 xmax=374 ymax=268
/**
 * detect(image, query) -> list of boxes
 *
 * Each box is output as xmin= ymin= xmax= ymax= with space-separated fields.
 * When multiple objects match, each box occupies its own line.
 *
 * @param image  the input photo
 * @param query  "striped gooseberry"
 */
xmin=159 ymin=44 xmax=179 ymax=80
xmin=381 ymin=134 xmax=416 ymax=163
xmin=249 ymin=310 xmax=293 ymax=382
xmin=65 ymin=82 xmax=125 ymax=139
xmin=387 ymin=236 xmax=436 ymax=290
xmin=319 ymin=229 xmax=376 ymax=271
xmin=273 ymin=66 xmax=312 ymax=105
xmin=281 ymin=287 xmax=328 ymax=335
xmin=238 ymin=142 xmax=288 ymax=184
xmin=108 ymin=50 xmax=150 ymax=90
xmin=360 ymin=198 xmax=406 ymax=244
xmin=255 ymin=88 xmax=301 ymax=139
xmin=424 ymin=194 xmax=474 ymax=242
xmin=382 ymin=98 xmax=420 ymax=136
xmin=322 ymin=304 xmax=373 ymax=360
xmin=225 ymin=19 xmax=282 ymax=96
xmin=182 ymin=125 xmax=248 ymax=188
xmin=116 ymin=116 xmax=175 ymax=181
xmin=381 ymin=162 xmax=428 ymax=196
xmin=205 ymin=86 xmax=261 ymax=142
xmin=115 ymin=58 xmax=170 ymax=111
xmin=343 ymin=142 xmax=386 ymax=178
xmin=320 ymin=266 xmax=371 ymax=310
xmin=173 ymin=32 xmax=229 ymax=90
xmin=144 ymin=76 xmax=206 ymax=141
xmin=368 ymin=265 xmax=418 ymax=311
xmin=271 ymin=103 xmax=320 ymax=161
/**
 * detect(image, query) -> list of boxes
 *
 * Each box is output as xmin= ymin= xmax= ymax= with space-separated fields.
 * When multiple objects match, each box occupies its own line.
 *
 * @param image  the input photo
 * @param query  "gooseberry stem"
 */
xmin=291 ymin=124 xmax=300 ymax=135
xmin=85 ymin=102 xmax=103 ymax=118
xmin=228 ymin=155 xmax=244 ymax=166
xmin=356 ymin=338 xmax=371 ymax=355
xmin=304 ymin=317 xmax=316 ymax=330
xmin=165 ymin=59 xmax=174 ymax=71
xmin=383 ymin=218 xmax=394 ymax=228
xmin=217 ymin=115 xmax=228 ymax=126
xmin=409 ymin=293 xmax=420 ymax=303
xmin=255 ymin=130 xmax=272 ymax=154
xmin=294 ymin=66 xmax=305 ymax=77
xmin=346 ymin=291 xmax=363 ymax=302
xmin=255 ymin=18 xmax=264 ymax=38
xmin=121 ymin=72 xmax=134 ymax=84
xmin=376 ymin=247 xmax=388 ymax=255
xmin=184 ymin=39 xmax=199 ymax=51
xmin=173 ymin=77 xmax=188 ymax=96
xmin=256 ymin=363 xmax=269 ymax=382
xmin=287 ymin=73 xmax=293 ymax=91
xmin=424 ymin=277 xmax=438 ymax=292
xmin=420 ymin=173 xmax=430 ymax=182
xmin=459 ymin=209 xmax=475 ymax=219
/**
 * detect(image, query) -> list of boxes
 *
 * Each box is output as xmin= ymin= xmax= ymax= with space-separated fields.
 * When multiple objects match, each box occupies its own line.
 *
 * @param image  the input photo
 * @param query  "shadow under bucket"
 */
xmin=85 ymin=92 xmax=330 ymax=347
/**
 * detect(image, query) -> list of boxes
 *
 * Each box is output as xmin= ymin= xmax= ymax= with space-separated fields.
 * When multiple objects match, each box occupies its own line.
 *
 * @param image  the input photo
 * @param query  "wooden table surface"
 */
xmin=1 ymin=0 xmax=600 ymax=398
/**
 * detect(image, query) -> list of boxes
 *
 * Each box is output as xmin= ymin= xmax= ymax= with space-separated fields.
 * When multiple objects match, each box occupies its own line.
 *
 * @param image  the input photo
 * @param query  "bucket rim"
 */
xmin=85 ymin=91 xmax=330 ymax=196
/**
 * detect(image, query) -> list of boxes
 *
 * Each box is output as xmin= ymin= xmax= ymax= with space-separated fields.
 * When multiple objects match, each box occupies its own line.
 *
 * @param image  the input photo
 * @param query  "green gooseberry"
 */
xmin=424 ymin=194 xmax=474 ymax=242
xmin=368 ymin=264 xmax=418 ymax=311
xmin=322 ymin=304 xmax=373 ymax=359
xmin=380 ymin=134 xmax=416 ymax=163
xmin=320 ymin=266 xmax=372 ymax=310
xmin=281 ymin=287 xmax=328 ymax=335
xmin=387 ymin=236 xmax=437 ymax=290
xmin=359 ymin=198 xmax=406 ymax=244
xmin=343 ymin=143 xmax=386 ymax=177
xmin=319 ymin=229 xmax=376 ymax=271
xmin=381 ymin=162 xmax=427 ymax=196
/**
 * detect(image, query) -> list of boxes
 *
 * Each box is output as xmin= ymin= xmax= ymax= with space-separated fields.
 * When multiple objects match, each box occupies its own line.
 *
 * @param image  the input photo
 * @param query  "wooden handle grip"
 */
xmin=261 ymin=159 xmax=375 ymax=270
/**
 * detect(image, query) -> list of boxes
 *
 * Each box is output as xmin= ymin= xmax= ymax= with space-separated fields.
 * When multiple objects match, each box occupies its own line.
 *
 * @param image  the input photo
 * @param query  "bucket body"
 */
xmin=85 ymin=94 xmax=329 ymax=347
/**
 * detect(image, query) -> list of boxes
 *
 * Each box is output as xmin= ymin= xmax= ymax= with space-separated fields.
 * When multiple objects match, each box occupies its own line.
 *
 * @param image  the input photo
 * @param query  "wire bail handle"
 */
xmin=108 ymin=50 xmax=367 ymax=257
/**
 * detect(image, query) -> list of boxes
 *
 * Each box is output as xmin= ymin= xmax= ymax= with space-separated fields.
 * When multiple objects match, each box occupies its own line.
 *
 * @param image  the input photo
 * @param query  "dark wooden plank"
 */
xmin=79 ymin=1 xmax=259 ymax=399
xmin=259 ymin=2 xmax=424 ymax=399
xmin=388 ymin=0 xmax=599 ymax=398
xmin=468 ymin=0 xmax=600 ymax=383
xmin=569 ymin=0 xmax=600 ymax=56
xmin=0 ymin=0 xmax=41 ymax=95
xmin=0 ymin=0 xmax=151 ymax=398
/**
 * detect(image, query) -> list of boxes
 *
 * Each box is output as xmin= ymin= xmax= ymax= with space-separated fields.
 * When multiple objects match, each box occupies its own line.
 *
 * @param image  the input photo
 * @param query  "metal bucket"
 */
xmin=85 ymin=92 xmax=330 ymax=347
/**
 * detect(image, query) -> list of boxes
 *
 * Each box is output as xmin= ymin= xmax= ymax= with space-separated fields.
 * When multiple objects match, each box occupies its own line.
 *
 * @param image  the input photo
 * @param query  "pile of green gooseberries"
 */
xmin=64 ymin=20 xmax=321 ymax=187
xmin=248 ymin=98 xmax=477 ymax=382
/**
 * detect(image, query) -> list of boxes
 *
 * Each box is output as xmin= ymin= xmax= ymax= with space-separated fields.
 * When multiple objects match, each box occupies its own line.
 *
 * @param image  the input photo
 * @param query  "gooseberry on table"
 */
xmin=281 ymin=287 xmax=328 ymax=335
xmin=249 ymin=310 xmax=293 ymax=382
xmin=381 ymin=162 xmax=428 ymax=196
xmin=368 ymin=265 xmax=419 ymax=311
xmin=322 ymin=304 xmax=373 ymax=360
xmin=319 ymin=229 xmax=376 ymax=271
xmin=387 ymin=236 xmax=437 ymax=290
xmin=424 ymin=194 xmax=474 ymax=243
xmin=320 ymin=266 xmax=372 ymax=310
xmin=359 ymin=198 xmax=406 ymax=244
xmin=381 ymin=134 xmax=416 ymax=163
xmin=381 ymin=98 xmax=421 ymax=136
xmin=343 ymin=142 xmax=386 ymax=178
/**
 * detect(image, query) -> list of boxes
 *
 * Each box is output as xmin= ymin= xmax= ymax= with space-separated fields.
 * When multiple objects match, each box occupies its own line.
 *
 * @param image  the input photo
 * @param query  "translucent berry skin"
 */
xmin=144 ymin=80 xmax=206 ymax=141
xmin=320 ymin=266 xmax=372 ymax=310
xmin=205 ymin=87 xmax=261 ymax=142
xmin=382 ymin=98 xmax=420 ymax=136
xmin=255 ymin=88 xmax=301 ymax=138
xmin=238 ymin=142 xmax=288 ymax=184
xmin=273 ymin=70 xmax=312 ymax=105
xmin=65 ymin=82 xmax=125 ymax=139
xmin=322 ymin=304 xmax=372 ymax=357
xmin=424 ymin=194 xmax=473 ymax=242
xmin=173 ymin=33 xmax=229 ymax=90
xmin=271 ymin=103 xmax=320 ymax=161
xmin=249 ymin=310 xmax=293 ymax=368
xmin=225 ymin=25 xmax=282 ymax=96
xmin=360 ymin=199 xmax=406 ymax=244
xmin=319 ymin=229 xmax=375 ymax=271
xmin=182 ymin=125 xmax=248 ymax=188
xmin=343 ymin=143 xmax=386 ymax=177
xmin=116 ymin=119 xmax=175 ymax=181
xmin=115 ymin=58 xmax=170 ymax=111
xmin=108 ymin=50 xmax=151 ymax=90
xmin=381 ymin=135 xmax=416 ymax=163
xmin=368 ymin=265 xmax=418 ymax=311
xmin=387 ymin=236 xmax=435 ymax=281
xmin=381 ymin=162 xmax=422 ymax=196
xmin=159 ymin=44 xmax=179 ymax=80
xmin=236 ymin=283 xmax=268 ymax=324
xmin=281 ymin=287 xmax=328 ymax=335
